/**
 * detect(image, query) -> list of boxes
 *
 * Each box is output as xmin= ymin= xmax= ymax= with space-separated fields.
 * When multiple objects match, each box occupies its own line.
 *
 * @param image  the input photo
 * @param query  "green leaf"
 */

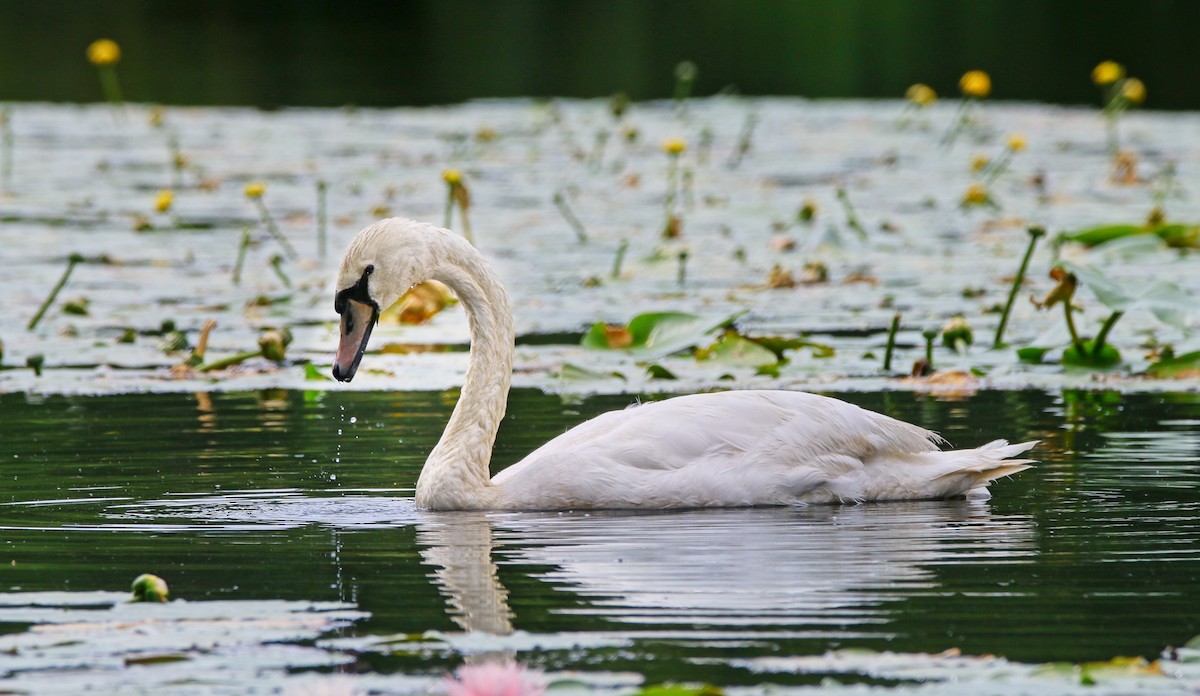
xmin=634 ymin=685 xmax=724 ymax=696
xmin=1061 ymin=223 xmax=1200 ymax=249
xmin=1059 ymin=261 xmax=1195 ymax=327
xmin=751 ymin=335 xmax=836 ymax=359
xmin=644 ymin=363 xmax=678 ymax=380
xmin=304 ymin=363 xmax=332 ymax=381
xmin=1063 ymin=340 xmax=1122 ymax=368
xmin=1145 ymin=350 xmax=1200 ymax=379
xmin=699 ymin=333 xmax=779 ymax=368
xmin=1061 ymin=224 xmax=1144 ymax=246
xmin=1016 ymin=346 xmax=1050 ymax=364
xmin=556 ymin=363 xmax=626 ymax=382
xmin=582 ymin=311 xmax=742 ymax=358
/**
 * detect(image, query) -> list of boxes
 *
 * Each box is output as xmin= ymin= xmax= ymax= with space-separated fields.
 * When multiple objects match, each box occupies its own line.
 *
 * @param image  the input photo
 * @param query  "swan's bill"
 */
xmin=332 ymin=298 xmax=377 ymax=382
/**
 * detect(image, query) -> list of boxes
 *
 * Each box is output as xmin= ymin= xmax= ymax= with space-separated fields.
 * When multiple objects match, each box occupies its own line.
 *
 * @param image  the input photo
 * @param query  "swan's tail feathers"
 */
xmin=933 ymin=439 xmax=1038 ymax=499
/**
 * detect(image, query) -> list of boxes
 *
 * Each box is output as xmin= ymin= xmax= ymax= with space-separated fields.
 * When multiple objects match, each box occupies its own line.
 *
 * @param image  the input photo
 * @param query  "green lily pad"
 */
xmin=1016 ymin=346 xmax=1050 ymax=364
xmin=556 ymin=363 xmax=627 ymax=381
xmin=1063 ymin=340 xmax=1122 ymax=368
xmin=1061 ymin=223 xmax=1200 ymax=249
xmin=1059 ymin=261 xmax=1195 ymax=328
xmin=751 ymin=335 xmax=836 ymax=359
xmin=698 ymin=333 xmax=779 ymax=368
xmin=1145 ymin=350 xmax=1200 ymax=379
xmin=644 ymin=363 xmax=679 ymax=380
xmin=582 ymin=311 xmax=742 ymax=358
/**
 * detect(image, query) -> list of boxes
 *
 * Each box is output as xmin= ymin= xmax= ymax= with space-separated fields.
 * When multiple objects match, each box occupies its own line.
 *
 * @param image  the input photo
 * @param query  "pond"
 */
xmin=2 ymin=387 xmax=1199 ymax=692
xmin=1 ymin=95 xmax=1199 ymax=691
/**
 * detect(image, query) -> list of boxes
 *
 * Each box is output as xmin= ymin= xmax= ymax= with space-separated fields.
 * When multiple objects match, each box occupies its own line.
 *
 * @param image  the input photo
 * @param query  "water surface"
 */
xmin=2 ymin=388 xmax=1198 ymax=691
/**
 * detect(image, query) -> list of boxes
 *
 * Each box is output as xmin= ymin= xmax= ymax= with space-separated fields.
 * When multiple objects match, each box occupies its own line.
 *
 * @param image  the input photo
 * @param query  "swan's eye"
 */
xmin=364 ymin=264 xmax=374 ymax=275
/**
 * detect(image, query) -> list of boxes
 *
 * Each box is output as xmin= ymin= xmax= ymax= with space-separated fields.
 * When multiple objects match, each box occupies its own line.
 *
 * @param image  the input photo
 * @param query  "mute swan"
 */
xmin=332 ymin=218 xmax=1035 ymax=511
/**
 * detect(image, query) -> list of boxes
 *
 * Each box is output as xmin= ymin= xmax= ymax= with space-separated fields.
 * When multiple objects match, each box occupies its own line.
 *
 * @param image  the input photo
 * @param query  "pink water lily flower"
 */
xmin=443 ymin=661 xmax=546 ymax=696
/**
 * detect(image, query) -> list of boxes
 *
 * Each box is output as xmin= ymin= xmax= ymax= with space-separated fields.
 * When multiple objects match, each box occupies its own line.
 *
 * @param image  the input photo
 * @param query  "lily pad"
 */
xmin=1063 ymin=340 xmax=1122 ymax=368
xmin=1059 ymin=261 xmax=1195 ymax=328
xmin=582 ymin=311 xmax=741 ymax=358
xmin=697 ymin=332 xmax=779 ymax=368
xmin=0 ymin=591 xmax=367 ymax=692
xmin=1060 ymin=223 xmax=1200 ymax=249
xmin=1145 ymin=350 xmax=1200 ymax=379
xmin=557 ymin=362 xmax=627 ymax=382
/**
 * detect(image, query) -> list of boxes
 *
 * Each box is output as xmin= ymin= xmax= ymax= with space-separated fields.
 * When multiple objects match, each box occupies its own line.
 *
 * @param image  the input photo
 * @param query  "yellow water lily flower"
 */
xmin=1007 ymin=133 xmax=1028 ymax=152
xmin=244 ymin=181 xmax=266 ymax=199
xmin=154 ymin=189 xmax=174 ymax=213
xmin=1091 ymin=61 xmax=1124 ymax=86
xmin=962 ymin=183 xmax=990 ymax=206
xmin=662 ymin=138 xmax=687 ymax=155
xmin=1120 ymin=78 xmax=1146 ymax=105
xmin=905 ymin=83 xmax=937 ymax=107
xmin=87 ymin=39 xmax=121 ymax=66
xmin=970 ymin=155 xmax=990 ymax=173
xmin=442 ymin=168 xmax=462 ymax=185
xmin=959 ymin=70 xmax=991 ymax=99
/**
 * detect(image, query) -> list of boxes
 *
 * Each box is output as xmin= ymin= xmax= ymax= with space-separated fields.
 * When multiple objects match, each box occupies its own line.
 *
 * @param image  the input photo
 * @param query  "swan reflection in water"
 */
xmin=107 ymin=492 xmax=1034 ymax=635
xmin=416 ymin=501 xmax=1035 ymax=635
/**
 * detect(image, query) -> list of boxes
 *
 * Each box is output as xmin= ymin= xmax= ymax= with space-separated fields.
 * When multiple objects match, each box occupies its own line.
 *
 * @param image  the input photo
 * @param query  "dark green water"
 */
xmin=2 ymin=387 xmax=1199 ymax=685
xmin=4 ymin=0 xmax=1200 ymax=108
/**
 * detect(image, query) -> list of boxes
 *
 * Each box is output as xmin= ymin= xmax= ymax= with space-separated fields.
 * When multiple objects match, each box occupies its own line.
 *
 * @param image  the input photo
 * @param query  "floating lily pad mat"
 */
xmin=0 ymin=98 xmax=1196 ymax=395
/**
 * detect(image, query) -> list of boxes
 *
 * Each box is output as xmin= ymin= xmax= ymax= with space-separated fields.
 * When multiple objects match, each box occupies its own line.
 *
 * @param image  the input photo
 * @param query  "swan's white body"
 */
xmin=332 ymin=218 xmax=1035 ymax=511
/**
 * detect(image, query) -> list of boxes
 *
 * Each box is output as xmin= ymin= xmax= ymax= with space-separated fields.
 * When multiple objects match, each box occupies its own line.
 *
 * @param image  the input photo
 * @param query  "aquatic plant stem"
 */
xmin=553 ymin=191 xmax=588 ymax=243
xmin=316 ymin=179 xmax=327 ymax=259
xmin=1 ymin=106 xmax=11 ymax=193
xmin=232 ymin=228 xmax=251 ymax=285
xmin=1092 ymin=310 xmax=1124 ymax=358
xmin=97 ymin=65 xmax=125 ymax=118
xmin=676 ymin=250 xmax=689 ymax=287
xmin=922 ymin=328 xmax=937 ymax=371
xmin=198 ymin=350 xmax=260 ymax=373
xmin=1063 ymin=299 xmax=1085 ymax=356
xmin=28 ymin=253 xmax=83 ymax=331
xmin=992 ymin=226 xmax=1045 ymax=349
xmin=883 ymin=313 xmax=900 ymax=372
xmin=727 ymin=112 xmax=758 ymax=168
xmin=270 ymin=254 xmax=291 ymax=288
xmin=610 ymin=239 xmax=629 ymax=279
xmin=836 ymin=188 xmax=867 ymax=240
xmin=253 ymin=198 xmax=297 ymax=259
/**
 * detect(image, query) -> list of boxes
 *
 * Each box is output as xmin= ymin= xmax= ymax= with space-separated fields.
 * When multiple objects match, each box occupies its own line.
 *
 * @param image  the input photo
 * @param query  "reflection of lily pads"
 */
xmin=582 ymin=311 xmax=741 ymax=358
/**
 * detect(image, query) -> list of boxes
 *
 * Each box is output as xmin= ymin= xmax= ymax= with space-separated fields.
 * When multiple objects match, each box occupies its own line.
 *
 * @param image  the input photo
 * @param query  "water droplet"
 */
xmin=349 ymin=416 xmax=357 ymax=424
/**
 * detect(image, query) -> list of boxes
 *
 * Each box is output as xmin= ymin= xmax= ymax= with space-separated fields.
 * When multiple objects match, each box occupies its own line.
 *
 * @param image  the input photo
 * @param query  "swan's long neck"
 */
xmin=414 ymin=235 xmax=514 ymax=510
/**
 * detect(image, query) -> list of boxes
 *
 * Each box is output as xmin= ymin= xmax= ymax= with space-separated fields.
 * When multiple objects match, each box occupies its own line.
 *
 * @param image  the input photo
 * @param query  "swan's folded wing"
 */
xmin=491 ymin=390 xmax=944 ymax=509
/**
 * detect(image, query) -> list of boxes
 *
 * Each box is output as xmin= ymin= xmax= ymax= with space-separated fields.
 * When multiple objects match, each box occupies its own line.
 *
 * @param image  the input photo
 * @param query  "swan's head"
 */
xmin=332 ymin=218 xmax=439 ymax=382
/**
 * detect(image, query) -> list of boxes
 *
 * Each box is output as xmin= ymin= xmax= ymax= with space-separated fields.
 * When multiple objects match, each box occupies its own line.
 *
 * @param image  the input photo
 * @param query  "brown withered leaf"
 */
xmin=601 ymin=325 xmax=633 ymax=348
xmin=380 ymin=280 xmax=457 ymax=325
xmin=1031 ymin=266 xmax=1077 ymax=310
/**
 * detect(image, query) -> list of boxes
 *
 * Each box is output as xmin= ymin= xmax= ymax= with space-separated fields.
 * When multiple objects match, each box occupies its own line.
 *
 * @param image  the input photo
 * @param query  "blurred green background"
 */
xmin=2 ymin=0 xmax=1198 ymax=108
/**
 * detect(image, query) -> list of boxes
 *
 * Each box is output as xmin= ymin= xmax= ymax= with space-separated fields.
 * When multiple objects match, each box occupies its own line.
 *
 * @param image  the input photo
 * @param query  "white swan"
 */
xmin=332 ymin=218 xmax=1035 ymax=511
